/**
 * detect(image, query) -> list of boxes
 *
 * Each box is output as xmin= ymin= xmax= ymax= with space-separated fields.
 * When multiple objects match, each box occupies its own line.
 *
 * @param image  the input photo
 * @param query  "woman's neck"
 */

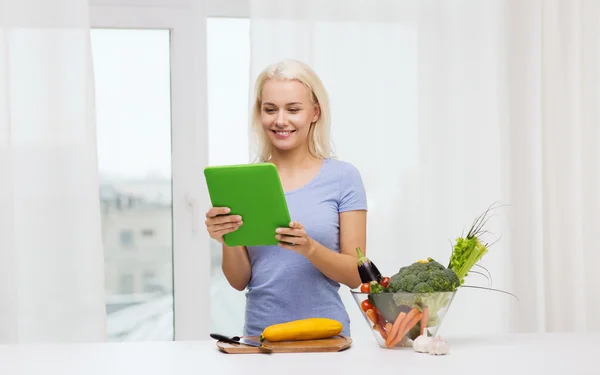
xmin=269 ymin=146 xmax=320 ymax=171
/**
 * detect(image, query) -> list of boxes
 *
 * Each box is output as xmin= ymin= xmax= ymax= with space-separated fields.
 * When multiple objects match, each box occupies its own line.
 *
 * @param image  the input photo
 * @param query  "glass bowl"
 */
xmin=351 ymin=290 xmax=457 ymax=349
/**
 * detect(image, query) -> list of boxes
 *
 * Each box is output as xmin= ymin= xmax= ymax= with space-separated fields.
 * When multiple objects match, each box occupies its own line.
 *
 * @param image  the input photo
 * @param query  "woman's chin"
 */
xmin=269 ymin=136 xmax=297 ymax=150
xmin=272 ymin=143 xmax=296 ymax=152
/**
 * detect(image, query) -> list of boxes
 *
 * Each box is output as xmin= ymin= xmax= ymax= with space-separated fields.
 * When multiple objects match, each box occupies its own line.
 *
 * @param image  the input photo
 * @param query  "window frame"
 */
xmin=90 ymin=0 xmax=249 ymax=341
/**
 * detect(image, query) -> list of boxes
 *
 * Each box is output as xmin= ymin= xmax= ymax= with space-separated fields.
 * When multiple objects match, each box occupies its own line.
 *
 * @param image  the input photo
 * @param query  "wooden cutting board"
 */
xmin=216 ymin=335 xmax=352 ymax=354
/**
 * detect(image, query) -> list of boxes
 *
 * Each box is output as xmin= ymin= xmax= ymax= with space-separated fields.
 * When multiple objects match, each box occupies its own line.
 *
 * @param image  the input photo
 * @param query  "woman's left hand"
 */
xmin=276 ymin=221 xmax=315 ymax=257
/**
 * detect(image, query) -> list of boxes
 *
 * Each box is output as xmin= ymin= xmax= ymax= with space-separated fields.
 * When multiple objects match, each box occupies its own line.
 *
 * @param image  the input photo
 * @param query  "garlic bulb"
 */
xmin=428 ymin=336 xmax=450 ymax=355
xmin=412 ymin=335 xmax=432 ymax=353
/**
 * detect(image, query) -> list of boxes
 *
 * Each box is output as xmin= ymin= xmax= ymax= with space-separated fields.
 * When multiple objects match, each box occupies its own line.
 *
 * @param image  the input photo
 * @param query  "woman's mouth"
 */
xmin=272 ymin=130 xmax=296 ymax=139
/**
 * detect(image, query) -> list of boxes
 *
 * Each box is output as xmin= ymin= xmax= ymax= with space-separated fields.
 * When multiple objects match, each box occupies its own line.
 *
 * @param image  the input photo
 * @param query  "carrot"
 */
xmin=387 ymin=308 xmax=419 ymax=347
xmin=403 ymin=312 xmax=423 ymax=338
xmin=420 ymin=306 xmax=430 ymax=336
xmin=375 ymin=309 xmax=387 ymax=328
xmin=385 ymin=311 xmax=407 ymax=346
xmin=388 ymin=311 xmax=422 ymax=347
xmin=385 ymin=322 xmax=393 ymax=333
xmin=373 ymin=324 xmax=387 ymax=340
xmin=366 ymin=309 xmax=378 ymax=325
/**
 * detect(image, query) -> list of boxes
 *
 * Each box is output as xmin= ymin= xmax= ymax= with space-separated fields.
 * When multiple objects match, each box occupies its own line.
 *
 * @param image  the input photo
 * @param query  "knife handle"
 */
xmin=210 ymin=333 xmax=239 ymax=345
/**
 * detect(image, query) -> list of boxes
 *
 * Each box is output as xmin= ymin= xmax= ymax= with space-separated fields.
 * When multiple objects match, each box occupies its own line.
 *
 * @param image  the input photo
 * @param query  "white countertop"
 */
xmin=0 ymin=332 xmax=597 ymax=375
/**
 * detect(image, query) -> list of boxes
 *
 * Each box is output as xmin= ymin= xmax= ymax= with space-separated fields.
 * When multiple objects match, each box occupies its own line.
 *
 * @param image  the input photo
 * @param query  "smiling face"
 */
xmin=260 ymin=79 xmax=321 ymax=154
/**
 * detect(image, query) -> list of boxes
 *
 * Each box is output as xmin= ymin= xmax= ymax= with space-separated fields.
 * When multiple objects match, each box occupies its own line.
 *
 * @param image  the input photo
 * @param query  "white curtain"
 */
xmin=0 ymin=0 xmax=107 ymax=342
xmin=249 ymin=0 xmax=599 ymax=339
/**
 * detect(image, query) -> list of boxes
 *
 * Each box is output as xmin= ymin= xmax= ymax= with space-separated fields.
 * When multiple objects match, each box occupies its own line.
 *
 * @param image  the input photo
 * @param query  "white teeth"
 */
xmin=276 ymin=131 xmax=291 ymax=135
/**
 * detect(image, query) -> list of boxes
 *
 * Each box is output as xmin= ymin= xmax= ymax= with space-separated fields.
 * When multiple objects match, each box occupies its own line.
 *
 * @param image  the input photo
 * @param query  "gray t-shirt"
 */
xmin=243 ymin=158 xmax=368 ymax=337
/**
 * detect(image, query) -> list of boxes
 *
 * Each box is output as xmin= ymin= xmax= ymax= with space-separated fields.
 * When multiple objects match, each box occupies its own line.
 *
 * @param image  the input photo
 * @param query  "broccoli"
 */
xmin=369 ymin=281 xmax=385 ymax=294
xmin=429 ymin=269 xmax=460 ymax=291
xmin=386 ymin=258 xmax=459 ymax=337
xmin=412 ymin=282 xmax=435 ymax=293
xmin=418 ymin=290 xmax=454 ymax=324
xmin=416 ymin=271 xmax=430 ymax=283
xmin=424 ymin=258 xmax=446 ymax=271
xmin=389 ymin=274 xmax=418 ymax=293
xmin=387 ymin=257 xmax=460 ymax=293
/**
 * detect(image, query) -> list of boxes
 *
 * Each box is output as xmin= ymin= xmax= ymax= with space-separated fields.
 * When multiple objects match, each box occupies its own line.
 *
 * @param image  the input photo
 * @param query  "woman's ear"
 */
xmin=312 ymin=104 xmax=321 ymax=123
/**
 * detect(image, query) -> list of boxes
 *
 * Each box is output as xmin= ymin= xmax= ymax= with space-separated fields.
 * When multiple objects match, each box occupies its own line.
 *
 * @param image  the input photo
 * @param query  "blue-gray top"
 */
xmin=243 ymin=158 xmax=368 ymax=337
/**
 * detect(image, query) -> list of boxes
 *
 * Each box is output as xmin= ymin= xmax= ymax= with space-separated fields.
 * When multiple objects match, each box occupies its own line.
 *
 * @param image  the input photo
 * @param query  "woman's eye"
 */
xmin=264 ymin=108 xmax=276 ymax=113
xmin=288 ymin=108 xmax=299 ymax=113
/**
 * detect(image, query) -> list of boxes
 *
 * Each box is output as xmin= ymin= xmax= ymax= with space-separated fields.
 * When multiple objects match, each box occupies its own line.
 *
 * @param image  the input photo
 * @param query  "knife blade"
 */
xmin=210 ymin=333 xmax=272 ymax=351
xmin=238 ymin=337 xmax=272 ymax=351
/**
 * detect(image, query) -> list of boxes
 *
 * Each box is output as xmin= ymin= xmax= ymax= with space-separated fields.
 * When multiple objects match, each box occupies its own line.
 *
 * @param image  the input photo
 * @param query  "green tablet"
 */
xmin=203 ymin=163 xmax=291 ymax=247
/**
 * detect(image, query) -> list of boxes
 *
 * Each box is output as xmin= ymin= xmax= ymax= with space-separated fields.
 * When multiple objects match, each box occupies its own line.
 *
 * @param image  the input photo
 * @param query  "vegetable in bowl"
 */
xmin=351 ymin=202 xmax=518 ymax=350
xmin=353 ymin=254 xmax=461 ymax=348
xmin=352 ymin=289 xmax=456 ymax=349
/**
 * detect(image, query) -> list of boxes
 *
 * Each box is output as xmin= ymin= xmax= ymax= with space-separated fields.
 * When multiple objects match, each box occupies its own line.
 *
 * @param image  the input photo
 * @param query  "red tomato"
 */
xmin=360 ymin=283 xmax=370 ymax=293
xmin=361 ymin=300 xmax=374 ymax=312
xmin=381 ymin=277 xmax=390 ymax=288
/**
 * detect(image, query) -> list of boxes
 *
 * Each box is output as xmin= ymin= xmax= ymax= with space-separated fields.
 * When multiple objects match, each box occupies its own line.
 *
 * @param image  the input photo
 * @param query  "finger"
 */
xmin=206 ymin=214 xmax=242 ymax=226
xmin=276 ymin=234 xmax=306 ymax=245
xmin=206 ymin=207 xmax=231 ymax=218
xmin=212 ymin=222 xmax=242 ymax=236
xmin=209 ymin=220 xmax=242 ymax=233
xmin=289 ymin=221 xmax=304 ymax=230
xmin=275 ymin=227 xmax=304 ymax=237
xmin=278 ymin=241 xmax=295 ymax=250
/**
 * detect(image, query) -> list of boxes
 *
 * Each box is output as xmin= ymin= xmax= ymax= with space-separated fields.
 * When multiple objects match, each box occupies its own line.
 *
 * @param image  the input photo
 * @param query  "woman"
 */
xmin=204 ymin=59 xmax=367 ymax=338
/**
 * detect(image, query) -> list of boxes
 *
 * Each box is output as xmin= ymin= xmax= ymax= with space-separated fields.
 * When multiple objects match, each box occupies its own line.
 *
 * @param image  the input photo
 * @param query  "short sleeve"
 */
xmin=338 ymin=163 xmax=368 ymax=212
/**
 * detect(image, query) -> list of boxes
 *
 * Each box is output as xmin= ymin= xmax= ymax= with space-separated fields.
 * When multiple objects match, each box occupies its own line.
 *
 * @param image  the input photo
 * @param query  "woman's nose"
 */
xmin=275 ymin=110 xmax=287 ymax=125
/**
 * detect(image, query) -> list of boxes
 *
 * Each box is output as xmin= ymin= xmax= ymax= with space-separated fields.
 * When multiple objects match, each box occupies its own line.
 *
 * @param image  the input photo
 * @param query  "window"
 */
xmin=143 ymin=271 xmax=159 ymax=293
xmin=91 ymin=28 xmax=174 ymax=341
xmin=90 ymin=0 xmax=251 ymax=341
xmin=119 ymin=230 xmax=134 ymax=247
xmin=207 ymin=17 xmax=250 ymax=335
xmin=120 ymin=274 xmax=135 ymax=294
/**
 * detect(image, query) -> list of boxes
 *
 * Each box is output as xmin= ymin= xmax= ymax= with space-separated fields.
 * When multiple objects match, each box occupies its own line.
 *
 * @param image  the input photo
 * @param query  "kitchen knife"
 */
xmin=210 ymin=333 xmax=272 ymax=351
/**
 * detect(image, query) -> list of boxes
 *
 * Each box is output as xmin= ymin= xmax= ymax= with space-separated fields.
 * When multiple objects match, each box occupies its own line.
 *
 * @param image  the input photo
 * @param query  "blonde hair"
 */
xmin=250 ymin=59 xmax=335 ymax=162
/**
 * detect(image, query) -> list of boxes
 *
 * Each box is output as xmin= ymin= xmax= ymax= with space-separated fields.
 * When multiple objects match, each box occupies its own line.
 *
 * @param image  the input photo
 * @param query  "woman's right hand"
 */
xmin=205 ymin=207 xmax=243 ymax=244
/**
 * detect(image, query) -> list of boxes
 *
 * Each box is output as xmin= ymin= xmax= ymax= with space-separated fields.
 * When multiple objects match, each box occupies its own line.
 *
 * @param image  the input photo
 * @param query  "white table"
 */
xmin=0 ymin=332 xmax=596 ymax=374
